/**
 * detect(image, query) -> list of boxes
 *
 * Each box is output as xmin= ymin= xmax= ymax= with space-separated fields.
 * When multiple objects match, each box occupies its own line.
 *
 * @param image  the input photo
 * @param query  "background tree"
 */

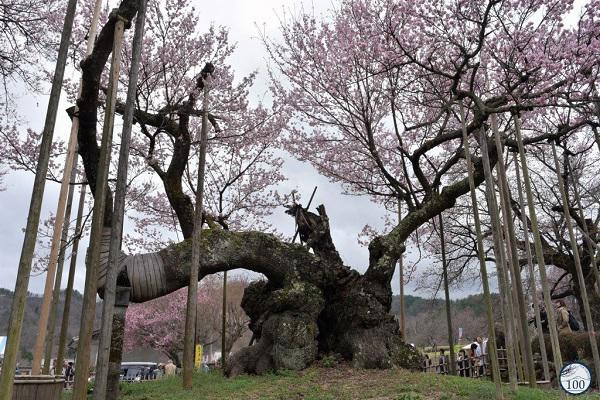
xmin=123 ymin=275 xmax=250 ymax=366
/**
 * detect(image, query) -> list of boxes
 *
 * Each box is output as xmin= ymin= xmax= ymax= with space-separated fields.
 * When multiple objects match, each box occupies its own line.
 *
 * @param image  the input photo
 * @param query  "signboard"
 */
xmin=458 ymin=327 xmax=463 ymax=340
xmin=559 ymin=362 xmax=591 ymax=395
xmin=194 ymin=344 xmax=203 ymax=368
xmin=0 ymin=336 xmax=6 ymax=357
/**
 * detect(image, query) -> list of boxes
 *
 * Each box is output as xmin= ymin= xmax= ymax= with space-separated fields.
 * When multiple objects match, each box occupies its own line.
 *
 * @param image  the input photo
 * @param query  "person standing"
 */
xmin=529 ymin=303 xmax=549 ymax=334
xmin=470 ymin=343 xmax=480 ymax=377
xmin=438 ymin=349 xmax=447 ymax=374
xmin=164 ymin=360 xmax=177 ymax=376
xmin=64 ymin=362 xmax=74 ymax=387
xmin=555 ymin=300 xmax=572 ymax=335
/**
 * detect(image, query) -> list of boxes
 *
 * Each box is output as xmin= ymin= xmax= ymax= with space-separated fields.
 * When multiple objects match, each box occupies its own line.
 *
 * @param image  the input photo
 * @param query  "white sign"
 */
xmin=0 ymin=336 xmax=6 ymax=357
xmin=559 ymin=362 xmax=592 ymax=395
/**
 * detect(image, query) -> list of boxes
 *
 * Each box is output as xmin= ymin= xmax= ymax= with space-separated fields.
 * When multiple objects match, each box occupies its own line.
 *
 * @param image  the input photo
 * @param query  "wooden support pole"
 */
xmin=480 ymin=127 xmax=518 ymax=390
xmin=94 ymin=1 xmax=147 ymax=398
xmin=105 ymin=287 xmax=130 ymax=399
xmin=42 ymin=159 xmax=79 ymax=375
xmin=222 ymin=271 xmax=228 ymax=368
xmin=72 ymin=16 xmax=126 ymax=400
xmin=592 ymin=84 xmax=600 ymax=154
xmin=458 ymin=101 xmax=502 ymax=398
xmin=54 ymin=0 xmax=103 ymax=371
xmin=499 ymin=182 xmax=525 ymax=383
xmin=497 ymin=199 xmax=525 ymax=383
xmin=438 ymin=212 xmax=456 ymax=375
xmin=31 ymin=0 xmax=103 ymax=374
xmin=567 ymin=160 xmax=600 ymax=298
xmin=398 ymin=201 xmax=405 ymax=340
xmin=182 ymin=70 xmax=212 ymax=388
xmin=292 ymin=186 xmax=318 ymax=243
xmin=55 ymin=182 xmax=87 ymax=373
xmin=491 ymin=115 xmax=536 ymax=387
xmin=513 ymin=152 xmax=550 ymax=382
xmin=513 ymin=114 xmax=564 ymax=387
xmin=0 ymin=0 xmax=78 ymax=397
xmin=550 ymin=141 xmax=600 ymax=388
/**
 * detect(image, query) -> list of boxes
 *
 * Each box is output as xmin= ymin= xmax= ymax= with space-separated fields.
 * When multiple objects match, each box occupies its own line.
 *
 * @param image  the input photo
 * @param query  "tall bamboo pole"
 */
xmin=567 ymin=160 xmax=600 ymax=299
xmin=42 ymin=159 xmax=78 ymax=374
xmin=513 ymin=114 xmax=564 ymax=386
xmin=94 ymin=2 xmax=147 ymax=398
xmin=490 ymin=115 xmax=536 ymax=387
xmin=53 ymin=0 xmax=103 ymax=372
xmin=458 ymin=101 xmax=502 ymax=398
xmin=31 ymin=0 xmax=103 ymax=374
xmin=438 ymin=212 xmax=456 ymax=375
xmin=56 ymin=182 xmax=87 ymax=373
xmin=480 ymin=127 xmax=518 ymax=390
xmin=513 ymin=152 xmax=550 ymax=382
xmin=72 ymin=17 xmax=126 ymax=400
xmin=592 ymin=84 xmax=600 ymax=153
xmin=550 ymin=141 xmax=600 ymax=388
xmin=501 ymin=221 xmax=525 ymax=383
xmin=398 ymin=201 xmax=405 ymax=339
xmin=182 ymin=70 xmax=212 ymax=388
xmin=499 ymin=189 xmax=525 ymax=383
xmin=222 ymin=271 xmax=228 ymax=368
xmin=0 ymin=0 xmax=78 ymax=397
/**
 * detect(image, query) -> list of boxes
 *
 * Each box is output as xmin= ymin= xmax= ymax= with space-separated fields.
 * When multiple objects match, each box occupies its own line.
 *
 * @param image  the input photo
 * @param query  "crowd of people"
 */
xmin=422 ymin=300 xmax=582 ymax=379
xmin=422 ymin=337 xmax=487 ymax=377
xmin=60 ymin=359 xmax=178 ymax=388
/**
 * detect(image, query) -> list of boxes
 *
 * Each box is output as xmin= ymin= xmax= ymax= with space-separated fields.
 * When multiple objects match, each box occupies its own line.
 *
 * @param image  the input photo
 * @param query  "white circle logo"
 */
xmin=559 ymin=362 xmax=592 ymax=395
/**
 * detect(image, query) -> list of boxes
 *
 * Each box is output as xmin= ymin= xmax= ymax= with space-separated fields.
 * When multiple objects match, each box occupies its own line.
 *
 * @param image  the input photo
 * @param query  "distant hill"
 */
xmin=390 ymin=293 xmax=501 ymax=346
xmin=391 ymin=293 xmax=500 ymax=317
xmin=0 ymin=288 xmax=101 ymax=364
xmin=0 ymin=288 xmax=497 ymax=362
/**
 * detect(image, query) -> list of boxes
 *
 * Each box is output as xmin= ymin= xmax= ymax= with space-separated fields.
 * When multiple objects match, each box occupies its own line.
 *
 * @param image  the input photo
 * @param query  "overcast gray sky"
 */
xmin=0 ymin=0 xmax=484 ymax=299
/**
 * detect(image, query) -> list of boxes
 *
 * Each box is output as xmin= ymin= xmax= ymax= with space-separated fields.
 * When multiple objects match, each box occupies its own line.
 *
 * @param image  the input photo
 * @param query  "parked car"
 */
xmin=120 ymin=362 xmax=158 ymax=382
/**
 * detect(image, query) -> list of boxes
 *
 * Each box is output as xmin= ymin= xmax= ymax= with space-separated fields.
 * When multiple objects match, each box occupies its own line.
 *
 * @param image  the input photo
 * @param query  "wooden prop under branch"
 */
xmin=550 ymin=140 xmax=600 ymax=389
xmin=458 ymin=100 xmax=503 ymax=399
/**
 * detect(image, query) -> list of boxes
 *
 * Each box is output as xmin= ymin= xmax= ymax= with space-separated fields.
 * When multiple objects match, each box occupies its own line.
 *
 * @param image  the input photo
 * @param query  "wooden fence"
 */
xmin=422 ymin=348 xmax=510 ymax=379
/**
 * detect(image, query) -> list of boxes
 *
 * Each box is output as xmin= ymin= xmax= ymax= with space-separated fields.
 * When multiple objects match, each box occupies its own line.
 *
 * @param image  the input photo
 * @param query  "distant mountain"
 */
xmin=390 ymin=293 xmax=500 ymax=317
xmin=0 ymin=288 xmax=101 ymax=364
xmin=390 ymin=293 xmax=501 ymax=346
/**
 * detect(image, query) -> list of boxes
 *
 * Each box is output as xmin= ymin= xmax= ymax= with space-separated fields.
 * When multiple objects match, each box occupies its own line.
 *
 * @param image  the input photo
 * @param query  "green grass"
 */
xmin=62 ymin=365 xmax=600 ymax=400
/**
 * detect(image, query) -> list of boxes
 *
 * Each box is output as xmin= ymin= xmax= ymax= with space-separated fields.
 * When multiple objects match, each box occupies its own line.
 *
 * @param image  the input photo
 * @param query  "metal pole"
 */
xmin=513 ymin=114 xmax=564 ymax=391
xmin=513 ymin=152 xmax=550 ymax=382
xmin=42 ymin=159 xmax=78 ymax=375
xmin=72 ymin=16 xmax=126 ymax=400
xmin=32 ymin=0 xmax=103 ymax=373
xmin=0 ymin=0 xmax=78 ymax=397
xmin=550 ymin=141 xmax=600 ymax=388
xmin=182 ymin=71 xmax=212 ymax=388
xmin=438 ymin=212 xmax=456 ymax=375
xmin=94 ymin=1 xmax=147 ymax=398
xmin=458 ymin=101 xmax=502 ymax=398
xmin=55 ymin=182 xmax=87 ymax=373
xmin=479 ymin=127 xmax=518 ymax=390
xmin=491 ymin=115 xmax=536 ymax=387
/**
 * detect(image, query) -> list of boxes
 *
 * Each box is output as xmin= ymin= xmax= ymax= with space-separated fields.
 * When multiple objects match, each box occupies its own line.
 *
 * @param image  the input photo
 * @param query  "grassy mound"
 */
xmin=62 ymin=365 xmax=600 ymax=399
